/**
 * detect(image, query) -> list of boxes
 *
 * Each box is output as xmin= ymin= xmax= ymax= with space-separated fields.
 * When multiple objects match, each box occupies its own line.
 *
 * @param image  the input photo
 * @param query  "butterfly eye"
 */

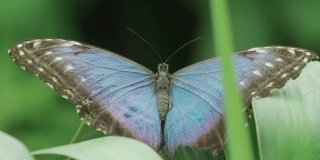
xmin=157 ymin=63 xmax=169 ymax=71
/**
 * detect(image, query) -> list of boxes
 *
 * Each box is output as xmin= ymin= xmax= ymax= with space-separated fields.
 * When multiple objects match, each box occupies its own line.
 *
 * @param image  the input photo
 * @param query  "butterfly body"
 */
xmin=156 ymin=63 xmax=170 ymax=121
xmin=9 ymin=39 xmax=318 ymax=157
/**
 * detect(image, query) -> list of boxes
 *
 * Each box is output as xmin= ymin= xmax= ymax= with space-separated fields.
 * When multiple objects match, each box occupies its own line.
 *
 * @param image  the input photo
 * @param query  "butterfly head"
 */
xmin=157 ymin=63 xmax=169 ymax=72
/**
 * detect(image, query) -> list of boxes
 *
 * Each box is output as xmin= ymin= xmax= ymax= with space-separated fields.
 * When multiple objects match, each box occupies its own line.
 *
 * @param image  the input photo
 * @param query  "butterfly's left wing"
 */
xmin=164 ymin=46 xmax=318 ymax=156
xmin=9 ymin=39 xmax=161 ymax=150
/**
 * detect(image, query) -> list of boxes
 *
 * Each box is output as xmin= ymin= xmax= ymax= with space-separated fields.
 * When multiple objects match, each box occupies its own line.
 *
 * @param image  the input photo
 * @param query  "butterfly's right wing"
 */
xmin=9 ymin=39 xmax=161 ymax=150
xmin=164 ymin=46 xmax=318 ymax=156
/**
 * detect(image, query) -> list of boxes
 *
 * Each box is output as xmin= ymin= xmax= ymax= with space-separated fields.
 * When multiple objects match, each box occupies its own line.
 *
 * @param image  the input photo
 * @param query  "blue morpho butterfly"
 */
xmin=9 ymin=39 xmax=318 ymax=156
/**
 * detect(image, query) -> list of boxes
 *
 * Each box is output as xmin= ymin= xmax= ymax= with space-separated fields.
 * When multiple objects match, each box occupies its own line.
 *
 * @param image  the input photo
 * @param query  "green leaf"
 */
xmin=253 ymin=61 xmax=320 ymax=159
xmin=209 ymin=1 xmax=254 ymax=159
xmin=0 ymin=131 xmax=35 ymax=160
xmin=32 ymin=136 xmax=162 ymax=160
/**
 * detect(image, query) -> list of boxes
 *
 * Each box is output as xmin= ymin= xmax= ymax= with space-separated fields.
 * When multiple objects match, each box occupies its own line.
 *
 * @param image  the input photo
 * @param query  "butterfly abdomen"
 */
xmin=156 ymin=64 xmax=170 ymax=121
xmin=9 ymin=39 xmax=318 ymax=157
xmin=157 ymin=89 xmax=169 ymax=120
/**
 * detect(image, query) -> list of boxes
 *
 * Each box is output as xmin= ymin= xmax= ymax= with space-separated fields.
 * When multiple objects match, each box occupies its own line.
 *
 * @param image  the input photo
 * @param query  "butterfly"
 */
xmin=8 ymin=39 xmax=318 ymax=157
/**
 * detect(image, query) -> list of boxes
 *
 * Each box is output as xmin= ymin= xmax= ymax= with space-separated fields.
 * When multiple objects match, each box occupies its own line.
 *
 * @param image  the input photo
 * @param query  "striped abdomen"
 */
xmin=156 ymin=64 xmax=170 ymax=121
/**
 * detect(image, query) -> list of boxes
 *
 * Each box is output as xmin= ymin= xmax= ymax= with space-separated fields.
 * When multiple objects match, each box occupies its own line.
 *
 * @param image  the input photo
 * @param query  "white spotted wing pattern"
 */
xmin=8 ymin=39 xmax=319 ymax=157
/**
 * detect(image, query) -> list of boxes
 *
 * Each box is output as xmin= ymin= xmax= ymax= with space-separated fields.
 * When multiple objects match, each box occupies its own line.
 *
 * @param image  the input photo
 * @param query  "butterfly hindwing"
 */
xmin=164 ymin=46 xmax=318 ymax=155
xmin=9 ymin=39 xmax=162 ymax=150
xmin=9 ymin=39 xmax=318 ymax=157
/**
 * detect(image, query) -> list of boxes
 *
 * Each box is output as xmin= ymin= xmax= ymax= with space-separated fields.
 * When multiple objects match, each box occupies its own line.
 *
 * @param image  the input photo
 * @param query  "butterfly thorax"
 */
xmin=8 ymin=39 xmax=319 ymax=157
xmin=156 ymin=63 xmax=170 ymax=121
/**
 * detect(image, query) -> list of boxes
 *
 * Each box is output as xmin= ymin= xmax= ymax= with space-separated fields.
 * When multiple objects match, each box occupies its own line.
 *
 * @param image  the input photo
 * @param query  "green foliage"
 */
xmin=209 ymin=1 xmax=254 ymax=160
xmin=253 ymin=62 xmax=320 ymax=159
xmin=0 ymin=132 xmax=162 ymax=160
xmin=0 ymin=131 xmax=35 ymax=160
xmin=1 ymin=0 xmax=320 ymax=159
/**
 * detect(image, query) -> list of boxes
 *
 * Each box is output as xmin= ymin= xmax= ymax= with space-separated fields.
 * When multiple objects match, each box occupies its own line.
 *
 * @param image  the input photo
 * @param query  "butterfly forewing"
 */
xmin=9 ymin=39 xmax=319 ymax=157
xmin=164 ymin=46 xmax=318 ymax=155
xmin=234 ymin=46 xmax=318 ymax=105
xmin=9 ymin=39 xmax=162 ymax=150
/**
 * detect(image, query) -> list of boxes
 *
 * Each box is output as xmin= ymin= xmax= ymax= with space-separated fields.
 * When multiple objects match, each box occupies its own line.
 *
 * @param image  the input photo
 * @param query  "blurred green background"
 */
xmin=1 ymin=0 xmax=320 ymax=154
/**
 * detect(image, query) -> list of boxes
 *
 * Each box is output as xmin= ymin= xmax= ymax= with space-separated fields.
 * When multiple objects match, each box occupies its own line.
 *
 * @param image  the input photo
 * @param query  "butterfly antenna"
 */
xmin=164 ymin=37 xmax=202 ymax=63
xmin=126 ymin=28 xmax=163 ymax=62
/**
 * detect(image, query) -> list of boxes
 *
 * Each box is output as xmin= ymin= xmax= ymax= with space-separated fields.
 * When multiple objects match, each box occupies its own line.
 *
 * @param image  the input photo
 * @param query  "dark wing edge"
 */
xmin=164 ymin=46 xmax=319 ymax=157
xmin=235 ymin=46 xmax=319 ymax=106
xmin=8 ymin=39 xmax=162 ymax=150
xmin=164 ymin=72 xmax=226 ymax=157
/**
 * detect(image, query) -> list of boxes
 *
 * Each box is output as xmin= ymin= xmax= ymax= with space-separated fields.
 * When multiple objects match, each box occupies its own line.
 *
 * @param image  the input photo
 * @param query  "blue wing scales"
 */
xmin=9 ymin=39 xmax=162 ymax=150
xmin=164 ymin=46 xmax=318 ymax=155
xmin=10 ymin=40 xmax=318 ymax=156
